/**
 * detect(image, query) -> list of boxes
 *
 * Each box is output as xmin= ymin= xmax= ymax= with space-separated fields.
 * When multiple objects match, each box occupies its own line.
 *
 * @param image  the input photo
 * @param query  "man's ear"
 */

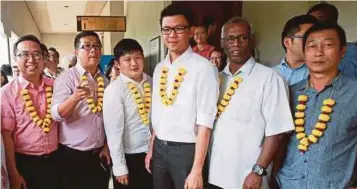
xmin=74 ymin=49 xmax=78 ymax=57
xmin=283 ymin=37 xmax=291 ymax=49
xmin=114 ymin=60 xmax=120 ymax=69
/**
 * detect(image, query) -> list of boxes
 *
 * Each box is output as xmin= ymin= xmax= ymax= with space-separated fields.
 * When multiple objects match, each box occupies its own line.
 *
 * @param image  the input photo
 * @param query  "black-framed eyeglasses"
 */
xmin=223 ymin=34 xmax=250 ymax=44
xmin=289 ymin=35 xmax=304 ymax=39
xmin=161 ymin=26 xmax=190 ymax=35
xmin=78 ymin=43 xmax=102 ymax=51
xmin=16 ymin=51 xmax=42 ymax=61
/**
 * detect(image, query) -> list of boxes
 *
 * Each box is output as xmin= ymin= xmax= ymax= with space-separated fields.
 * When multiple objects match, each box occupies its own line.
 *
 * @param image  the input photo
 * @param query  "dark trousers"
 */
xmin=58 ymin=144 xmax=110 ymax=189
xmin=15 ymin=151 xmax=59 ymax=189
xmin=152 ymin=137 xmax=206 ymax=189
xmin=113 ymin=153 xmax=153 ymax=189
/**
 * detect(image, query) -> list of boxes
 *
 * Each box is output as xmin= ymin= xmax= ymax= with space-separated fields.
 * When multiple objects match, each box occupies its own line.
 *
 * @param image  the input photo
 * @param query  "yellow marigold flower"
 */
xmin=145 ymin=98 xmax=151 ymax=103
xmin=294 ymin=119 xmax=305 ymax=125
xmin=46 ymin=98 xmax=52 ymax=103
xmin=162 ymin=99 xmax=168 ymax=105
xmin=43 ymin=127 xmax=50 ymax=133
xmin=227 ymin=89 xmax=235 ymax=96
xmin=30 ymin=111 xmax=38 ymax=117
xmin=144 ymin=120 xmax=150 ymax=125
xmin=138 ymin=103 xmax=144 ymax=109
xmin=88 ymin=103 xmax=95 ymax=109
xmin=295 ymin=112 xmax=305 ymax=118
xmin=26 ymin=106 xmax=35 ymax=112
xmin=98 ymin=98 xmax=103 ymax=102
xmin=298 ymin=144 xmax=307 ymax=151
xmin=33 ymin=116 xmax=40 ymax=122
xmin=323 ymin=98 xmax=335 ymax=106
xmin=218 ymin=105 xmax=225 ymax=112
xmin=144 ymin=83 xmax=150 ymax=87
xmin=91 ymin=107 xmax=97 ymax=113
xmin=144 ymin=88 xmax=151 ymax=93
xmin=98 ymin=88 xmax=104 ymax=92
xmin=47 ymin=104 xmax=51 ymax=109
xmin=36 ymin=119 xmax=43 ymax=126
xmin=321 ymin=106 xmax=332 ymax=113
xmin=144 ymin=93 xmax=151 ymax=98
xmin=96 ymin=76 xmax=104 ymax=82
xmin=295 ymin=126 xmax=305 ymax=132
xmin=22 ymin=95 xmax=31 ymax=100
xmin=308 ymin=134 xmax=318 ymax=143
xmin=98 ymin=102 xmax=103 ymax=107
xmin=171 ymin=89 xmax=178 ymax=96
xmin=25 ymin=101 xmax=33 ymax=107
xmin=296 ymin=133 xmax=306 ymax=140
xmin=159 ymin=84 xmax=166 ymax=90
xmin=300 ymin=137 xmax=309 ymax=147
xmin=315 ymin=122 xmax=326 ymax=130
xmin=312 ymin=129 xmax=323 ymax=137
xmin=98 ymin=93 xmax=104 ymax=97
xmin=87 ymin=99 xmax=94 ymax=103
xmin=139 ymin=109 xmax=146 ymax=114
xmin=175 ymin=75 xmax=183 ymax=82
xmin=178 ymin=68 xmax=187 ymax=75
xmin=221 ymin=99 xmax=229 ymax=106
xmin=223 ymin=94 xmax=231 ymax=101
xmin=318 ymin=114 xmax=330 ymax=122
xmin=45 ymin=87 xmax=52 ymax=92
xmin=298 ymin=95 xmax=308 ymax=102
xmin=173 ymin=81 xmax=181 ymax=87
xmin=98 ymin=81 xmax=105 ymax=87
xmin=140 ymin=114 xmax=147 ymax=120
xmin=44 ymin=118 xmax=51 ymax=124
xmin=97 ymin=106 xmax=102 ymax=112
xmin=81 ymin=75 xmax=87 ymax=80
xmin=234 ymin=77 xmax=243 ymax=83
xmin=296 ymin=104 xmax=306 ymax=111
xmin=162 ymin=67 xmax=169 ymax=72
xmin=231 ymin=82 xmax=239 ymax=89
xmin=21 ymin=89 xmax=29 ymax=95
xmin=46 ymin=114 xmax=51 ymax=119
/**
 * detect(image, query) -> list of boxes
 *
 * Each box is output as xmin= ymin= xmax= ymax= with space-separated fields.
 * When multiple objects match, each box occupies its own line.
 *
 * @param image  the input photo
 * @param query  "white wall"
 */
xmin=242 ymin=1 xmax=357 ymax=67
xmin=42 ymin=34 xmax=77 ymax=58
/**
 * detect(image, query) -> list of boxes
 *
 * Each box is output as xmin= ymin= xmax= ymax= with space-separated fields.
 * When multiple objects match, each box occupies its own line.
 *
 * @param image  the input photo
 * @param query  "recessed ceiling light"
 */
xmin=64 ymin=5 xmax=69 ymax=8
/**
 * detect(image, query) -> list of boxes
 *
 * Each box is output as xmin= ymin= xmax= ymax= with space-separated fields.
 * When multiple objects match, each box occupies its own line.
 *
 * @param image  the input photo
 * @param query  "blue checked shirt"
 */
xmin=277 ymin=74 xmax=357 ymax=189
xmin=274 ymin=58 xmax=309 ymax=86
xmin=340 ymin=42 xmax=357 ymax=78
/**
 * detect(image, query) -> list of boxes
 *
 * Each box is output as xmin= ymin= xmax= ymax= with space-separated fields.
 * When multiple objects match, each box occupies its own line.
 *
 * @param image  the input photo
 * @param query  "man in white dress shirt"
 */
xmin=103 ymin=39 xmax=154 ymax=189
xmin=145 ymin=4 xmax=219 ymax=189
xmin=208 ymin=17 xmax=294 ymax=189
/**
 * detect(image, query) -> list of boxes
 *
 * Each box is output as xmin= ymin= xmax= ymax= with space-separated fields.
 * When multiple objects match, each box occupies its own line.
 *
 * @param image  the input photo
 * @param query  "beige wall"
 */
xmin=1 ymin=1 xmax=41 ymax=39
xmin=42 ymin=33 xmax=77 ymax=61
xmin=242 ymin=1 xmax=357 ymax=67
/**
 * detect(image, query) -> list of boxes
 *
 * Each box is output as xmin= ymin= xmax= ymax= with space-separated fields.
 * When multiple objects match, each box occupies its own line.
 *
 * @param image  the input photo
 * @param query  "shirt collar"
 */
xmin=120 ymin=73 xmax=149 ymax=85
xmin=164 ymin=46 xmax=193 ymax=65
xmin=19 ymin=75 xmax=51 ymax=89
xmin=296 ymin=72 xmax=343 ymax=92
xmin=75 ymin=60 xmax=101 ymax=78
xmin=222 ymin=56 xmax=255 ymax=76
xmin=280 ymin=56 xmax=306 ymax=69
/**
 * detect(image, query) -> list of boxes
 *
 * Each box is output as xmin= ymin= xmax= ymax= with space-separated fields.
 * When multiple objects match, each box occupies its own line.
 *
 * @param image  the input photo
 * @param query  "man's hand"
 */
xmin=145 ymin=150 xmax=153 ymax=174
xmin=184 ymin=170 xmax=203 ymax=189
xmin=9 ymin=172 xmax=27 ymax=189
xmin=71 ymin=81 xmax=91 ymax=102
xmin=243 ymin=172 xmax=262 ymax=189
xmin=99 ymin=145 xmax=111 ymax=166
xmin=116 ymin=174 xmax=129 ymax=186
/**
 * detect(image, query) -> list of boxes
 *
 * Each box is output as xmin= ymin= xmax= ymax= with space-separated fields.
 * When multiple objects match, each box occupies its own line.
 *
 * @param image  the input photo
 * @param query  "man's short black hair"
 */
xmin=194 ymin=25 xmax=208 ymax=33
xmin=281 ymin=14 xmax=319 ymax=51
xmin=74 ymin=31 xmax=101 ymax=49
xmin=307 ymin=3 xmax=338 ymax=24
xmin=48 ymin=47 xmax=60 ymax=58
xmin=160 ymin=4 xmax=194 ymax=27
xmin=40 ymin=43 xmax=48 ymax=56
xmin=302 ymin=22 xmax=347 ymax=52
xmin=113 ymin=38 xmax=144 ymax=60
xmin=13 ymin=34 xmax=41 ymax=56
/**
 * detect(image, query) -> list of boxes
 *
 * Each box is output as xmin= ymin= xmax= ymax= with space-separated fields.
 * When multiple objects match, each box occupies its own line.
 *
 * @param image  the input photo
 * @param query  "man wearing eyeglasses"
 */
xmin=44 ymin=47 xmax=62 ymax=79
xmin=208 ymin=17 xmax=294 ymax=189
xmin=274 ymin=15 xmax=319 ymax=86
xmin=1 ymin=35 xmax=59 ymax=189
xmin=145 ymin=4 xmax=219 ymax=189
xmin=51 ymin=31 xmax=111 ymax=189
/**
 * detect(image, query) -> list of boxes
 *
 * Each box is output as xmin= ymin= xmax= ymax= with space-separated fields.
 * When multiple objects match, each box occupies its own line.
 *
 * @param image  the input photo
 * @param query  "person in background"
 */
xmin=1 ymin=70 xmax=9 ymax=87
xmin=307 ymin=2 xmax=357 ymax=78
xmin=44 ymin=47 xmax=62 ymax=79
xmin=104 ymin=38 xmax=153 ymax=189
xmin=193 ymin=25 xmax=216 ymax=59
xmin=1 ymin=64 xmax=14 ymax=81
xmin=11 ymin=63 xmax=20 ymax=78
xmin=105 ymin=58 xmax=120 ymax=82
xmin=274 ymin=15 xmax=319 ymax=86
xmin=209 ymin=48 xmax=226 ymax=72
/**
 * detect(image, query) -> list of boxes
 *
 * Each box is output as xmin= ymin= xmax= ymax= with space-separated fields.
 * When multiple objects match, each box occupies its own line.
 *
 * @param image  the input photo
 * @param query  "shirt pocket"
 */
xmin=228 ymin=95 xmax=255 ymax=122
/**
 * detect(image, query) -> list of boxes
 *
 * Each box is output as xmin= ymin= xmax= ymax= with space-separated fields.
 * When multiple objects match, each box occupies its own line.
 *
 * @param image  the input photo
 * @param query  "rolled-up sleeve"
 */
xmin=1 ymin=90 xmax=16 ymax=132
xmin=103 ymin=82 xmax=128 ymax=176
xmin=50 ymin=72 xmax=74 ymax=122
xmin=262 ymin=71 xmax=294 ymax=136
xmin=195 ymin=63 xmax=219 ymax=128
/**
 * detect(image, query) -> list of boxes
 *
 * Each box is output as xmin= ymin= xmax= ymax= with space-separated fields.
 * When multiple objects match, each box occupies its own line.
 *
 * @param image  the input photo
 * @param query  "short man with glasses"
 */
xmin=51 ymin=31 xmax=111 ymax=189
xmin=145 ymin=4 xmax=219 ymax=189
xmin=1 ymin=34 xmax=59 ymax=189
xmin=274 ymin=15 xmax=319 ymax=86
xmin=44 ymin=47 xmax=62 ymax=79
xmin=208 ymin=17 xmax=294 ymax=189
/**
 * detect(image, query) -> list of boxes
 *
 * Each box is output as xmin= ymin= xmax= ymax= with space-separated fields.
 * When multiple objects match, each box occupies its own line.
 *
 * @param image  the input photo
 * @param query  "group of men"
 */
xmin=1 ymin=2 xmax=357 ymax=189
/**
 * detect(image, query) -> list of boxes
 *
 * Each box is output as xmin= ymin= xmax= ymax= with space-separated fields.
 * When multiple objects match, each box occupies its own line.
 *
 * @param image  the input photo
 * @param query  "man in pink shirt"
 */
xmin=1 ymin=35 xmax=59 ymax=189
xmin=51 ymin=31 xmax=111 ymax=189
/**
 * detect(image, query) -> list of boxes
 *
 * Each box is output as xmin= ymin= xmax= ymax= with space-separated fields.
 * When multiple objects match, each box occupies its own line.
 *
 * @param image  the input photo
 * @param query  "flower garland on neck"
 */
xmin=159 ymin=66 xmax=186 ymax=106
xmin=80 ymin=75 xmax=105 ymax=113
xmin=295 ymin=95 xmax=336 ymax=153
xmin=21 ymin=87 xmax=53 ymax=133
xmin=216 ymin=76 xmax=243 ymax=118
xmin=128 ymin=82 xmax=151 ymax=125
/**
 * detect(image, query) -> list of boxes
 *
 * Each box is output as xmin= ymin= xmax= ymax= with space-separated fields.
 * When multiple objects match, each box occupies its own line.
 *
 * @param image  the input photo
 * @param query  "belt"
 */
xmin=155 ymin=137 xmax=195 ymax=146
xmin=15 ymin=151 xmax=57 ymax=160
xmin=59 ymin=144 xmax=102 ymax=155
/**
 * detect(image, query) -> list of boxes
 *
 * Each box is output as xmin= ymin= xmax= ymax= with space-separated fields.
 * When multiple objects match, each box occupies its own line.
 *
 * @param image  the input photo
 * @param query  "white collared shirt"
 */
xmin=209 ymin=57 xmax=294 ymax=189
xmin=103 ymin=73 xmax=152 ymax=177
xmin=151 ymin=47 xmax=219 ymax=143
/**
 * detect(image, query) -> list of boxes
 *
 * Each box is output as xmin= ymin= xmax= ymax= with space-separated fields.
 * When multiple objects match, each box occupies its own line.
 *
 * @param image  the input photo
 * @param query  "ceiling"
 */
xmin=26 ymin=1 xmax=107 ymax=34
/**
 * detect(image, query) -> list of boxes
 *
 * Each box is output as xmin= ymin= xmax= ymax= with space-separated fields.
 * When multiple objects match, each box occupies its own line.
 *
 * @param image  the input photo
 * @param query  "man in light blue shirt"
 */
xmin=274 ymin=15 xmax=319 ymax=86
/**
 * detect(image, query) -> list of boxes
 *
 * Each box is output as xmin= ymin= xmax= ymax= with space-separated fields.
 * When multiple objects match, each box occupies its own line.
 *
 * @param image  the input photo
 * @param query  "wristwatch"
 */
xmin=252 ymin=164 xmax=267 ymax=176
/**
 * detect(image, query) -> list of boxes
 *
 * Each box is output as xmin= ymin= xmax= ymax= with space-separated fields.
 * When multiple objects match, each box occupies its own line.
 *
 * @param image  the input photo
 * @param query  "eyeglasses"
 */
xmin=161 ymin=26 xmax=189 ymax=35
xmin=223 ymin=35 xmax=250 ymax=44
xmin=16 ymin=52 xmax=42 ymax=61
xmin=78 ymin=43 xmax=102 ymax=51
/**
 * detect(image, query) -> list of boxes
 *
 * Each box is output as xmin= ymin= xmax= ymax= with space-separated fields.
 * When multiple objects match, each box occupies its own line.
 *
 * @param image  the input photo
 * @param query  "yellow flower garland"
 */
xmin=216 ymin=76 xmax=243 ymax=118
xmin=295 ymin=94 xmax=336 ymax=153
xmin=21 ymin=87 xmax=53 ymax=133
xmin=128 ymin=82 xmax=151 ymax=125
xmin=81 ymin=75 xmax=105 ymax=113
xmin=159 ymin=67 xmax=186 ymax=106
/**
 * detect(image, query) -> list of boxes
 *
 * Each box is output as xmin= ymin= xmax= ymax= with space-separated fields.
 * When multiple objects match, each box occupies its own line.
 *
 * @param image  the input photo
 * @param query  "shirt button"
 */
xmin=304 ymin=160 xmax=307 ymax=163
xmin=302 ymin=176 xmax=305 ymax=179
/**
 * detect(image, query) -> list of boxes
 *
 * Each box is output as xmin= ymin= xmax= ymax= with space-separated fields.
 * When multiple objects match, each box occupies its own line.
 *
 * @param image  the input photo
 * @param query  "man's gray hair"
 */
xmin=221 ymin=16 xmax=253 ymax=38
